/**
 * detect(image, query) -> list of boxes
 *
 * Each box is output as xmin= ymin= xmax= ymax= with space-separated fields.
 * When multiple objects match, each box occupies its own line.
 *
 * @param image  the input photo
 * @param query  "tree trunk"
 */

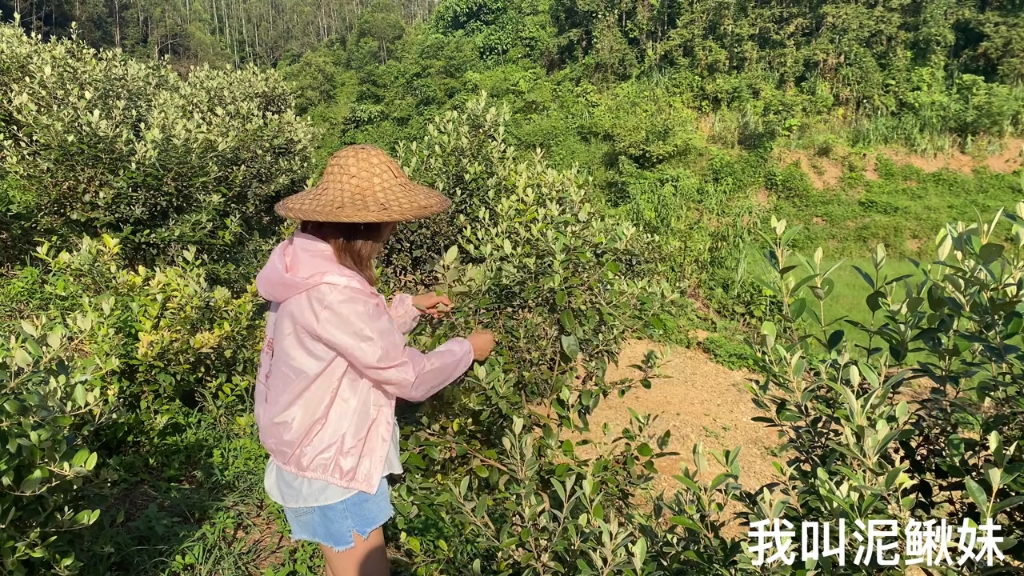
xmin=242 ymin=9 xmax=251 ymax=62
xmin=114 ymin=0 xmax=122 ymax=48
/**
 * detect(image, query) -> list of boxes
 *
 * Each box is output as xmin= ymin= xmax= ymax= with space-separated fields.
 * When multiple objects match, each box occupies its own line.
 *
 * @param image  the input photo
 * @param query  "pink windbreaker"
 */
xmin=253 ymin=231 xmax=474 ymax=492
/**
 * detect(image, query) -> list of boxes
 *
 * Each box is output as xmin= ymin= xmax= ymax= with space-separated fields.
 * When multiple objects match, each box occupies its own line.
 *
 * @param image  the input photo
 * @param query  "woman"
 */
xmin=254 ymin=144 xmax=495 ymax=575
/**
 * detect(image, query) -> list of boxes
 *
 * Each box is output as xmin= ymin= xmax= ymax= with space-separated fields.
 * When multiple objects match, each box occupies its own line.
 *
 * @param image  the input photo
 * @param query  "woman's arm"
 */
xmin=311 ymin=285 xmax=473 ymax=402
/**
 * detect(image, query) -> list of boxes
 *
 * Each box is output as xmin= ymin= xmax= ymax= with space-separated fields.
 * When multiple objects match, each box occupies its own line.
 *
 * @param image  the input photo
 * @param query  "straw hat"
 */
xmin=274 ymin=145 xmax=451 ymax=222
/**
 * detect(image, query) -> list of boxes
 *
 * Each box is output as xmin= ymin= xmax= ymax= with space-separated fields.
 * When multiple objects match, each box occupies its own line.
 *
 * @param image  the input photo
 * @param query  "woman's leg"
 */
xmin=320 ymin=528 xmax=390 ymax=576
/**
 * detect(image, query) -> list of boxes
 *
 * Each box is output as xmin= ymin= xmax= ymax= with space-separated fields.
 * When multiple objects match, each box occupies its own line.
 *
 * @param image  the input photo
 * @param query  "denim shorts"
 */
xmin=282 ymin=477 xmax=393 ymax=552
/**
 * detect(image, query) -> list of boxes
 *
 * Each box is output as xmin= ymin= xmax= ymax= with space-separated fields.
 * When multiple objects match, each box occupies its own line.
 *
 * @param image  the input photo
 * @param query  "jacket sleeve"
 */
xmin=310 ymin=284 xmax=474 ymax=402
xmin=387 ymin=293 xmax=422 ymax=335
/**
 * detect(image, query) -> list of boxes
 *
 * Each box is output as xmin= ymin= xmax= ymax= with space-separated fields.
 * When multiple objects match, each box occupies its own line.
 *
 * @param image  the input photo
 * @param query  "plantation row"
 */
xmin=2 ymin=19 xmax=1024 ymax=576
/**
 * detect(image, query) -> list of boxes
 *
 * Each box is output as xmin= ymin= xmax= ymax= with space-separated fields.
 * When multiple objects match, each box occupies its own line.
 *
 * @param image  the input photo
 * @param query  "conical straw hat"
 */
xmin=274 ymin=145 xmax=451 ymax=222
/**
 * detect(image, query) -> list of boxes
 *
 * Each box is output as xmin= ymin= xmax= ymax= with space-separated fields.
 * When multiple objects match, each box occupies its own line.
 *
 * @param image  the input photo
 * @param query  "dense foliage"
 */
xmin=739 ymin=206 xmax=1024 ymax=572
xmin=269 ymin=0 xmax=1023 ymax=310
xmin=0 ymin=22 xmax=693 ymax=575
xmin=0 ymin=21 xmax=314 ymax=284
xmin=2 ymin=0 xmax=1024 ymax=570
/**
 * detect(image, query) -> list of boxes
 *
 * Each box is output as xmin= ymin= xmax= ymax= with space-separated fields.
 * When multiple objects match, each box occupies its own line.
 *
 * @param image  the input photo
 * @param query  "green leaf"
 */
xmin=19 ymin=468 xmax=45 ymax=493
xmin=827 ymin=329 xmax=845 ymax=350
xmin=884 ymin=466 xmax=904 ymax=490
xmin=632 ymin=536 xmax=647 ymax=565
xmin=72 ymin=384 xmax=87 ymax=408
xmin=559 ymin=311 xmax=576 ymax=332
xmin=992 ymin=495 xmax=1024 ymax=516
xmin=790 ymin=298 xmax=807 ymax=322
xmin=560 ymin=335 xmax=580 ymax=359
xmin=444 ymin=245 xmax=458 ymax=265
xmin=852 ymin=265 xmax=875 ymax=289
xmin=3 ymin=399 xmax=25 ymax=415
xmin=70 ymin=510 xmax=93 ymax=527
xmin=474 ymin=465 xmax=488 ymax=477
xmin=979 ymin=243 xmax=1004 ymax=264
xmin=13 ymin=348 xmax=32 ymax=369
xmin=820 ymin=277 xmax=835 ymax=299
xmin=965 ymin=477 xmax=989 ymax=512
xmin=896 ymin=401 xmax=908 ymax=421
xmin=866 ymin=290 xmax=884 ymax=313
xmin=669 ymin=515 xmax=701 ymax=531
xmin=636 ymin=443 xmax=653 ymax=457
xmin=761 ymin=321 xmax=776 ymax=348
xmin=20 ymin=320 xmax=37 ymax=337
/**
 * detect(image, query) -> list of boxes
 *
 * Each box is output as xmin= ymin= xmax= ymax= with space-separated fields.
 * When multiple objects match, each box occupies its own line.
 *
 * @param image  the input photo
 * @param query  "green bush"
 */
xmin=738 ymin=211 xmax=1024 ymax=571
xmin=0 ymin=236 xmax=262 ymax=575
xmin=587 ymin=81 xmax=701 ymax=169
xmin=352 ymin=93 xmax=700 ymax=572
xmin=0 ymin=23 xmax=315 ymax=280
xmin=389 ymin=93 xmax=682 ymax=386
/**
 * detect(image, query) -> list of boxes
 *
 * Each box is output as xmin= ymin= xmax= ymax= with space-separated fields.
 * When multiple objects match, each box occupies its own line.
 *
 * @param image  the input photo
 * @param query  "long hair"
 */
xmin=299 ymin=221 xmax=397 ymax=286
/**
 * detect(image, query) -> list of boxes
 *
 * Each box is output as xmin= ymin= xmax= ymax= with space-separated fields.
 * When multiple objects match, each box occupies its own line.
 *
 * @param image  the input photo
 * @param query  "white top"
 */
xmin=264 ymin=420 xmax=403 ymax=508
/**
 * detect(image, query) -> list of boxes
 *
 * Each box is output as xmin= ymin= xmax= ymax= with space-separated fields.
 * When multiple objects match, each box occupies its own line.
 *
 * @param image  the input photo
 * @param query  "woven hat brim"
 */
xmin=274 ymin=182 xmax=452 ymax=223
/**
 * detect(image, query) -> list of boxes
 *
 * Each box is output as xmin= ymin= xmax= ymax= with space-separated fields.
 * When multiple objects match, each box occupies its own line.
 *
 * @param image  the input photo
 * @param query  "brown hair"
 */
xmin=300 ymin=221 xmax=397 ymax=286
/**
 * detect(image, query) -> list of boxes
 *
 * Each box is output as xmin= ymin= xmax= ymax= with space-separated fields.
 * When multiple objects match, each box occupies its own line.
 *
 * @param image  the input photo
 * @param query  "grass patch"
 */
xmin=807 ymin=257 xmax=921 ymax=350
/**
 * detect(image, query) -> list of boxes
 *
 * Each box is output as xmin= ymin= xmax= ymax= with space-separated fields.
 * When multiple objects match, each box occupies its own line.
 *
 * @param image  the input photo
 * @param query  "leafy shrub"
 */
xmin=587 ymin=81 xmax=700 ymax=169
xmin=389 ymin=93 xmax=682 ymax=389
xmin=0 ymin=23 xmax=315 ymax=279
xmin=361 ymin=93 xmax=698 ymax=572
xmin=741 ymin=211 xmax=1024 ymax=571
xmin=0 ymin=236 xmax=262 ymax=575
xmin=278 ymin=45 xmax=347 ymax=115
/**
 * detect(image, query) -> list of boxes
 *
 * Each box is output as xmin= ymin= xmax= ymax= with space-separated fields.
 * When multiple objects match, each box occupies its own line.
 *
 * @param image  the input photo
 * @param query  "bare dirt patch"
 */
xmin=780 ymin=151 xmax=843 ymax=189
xmin=866 ymin=139 xmax=1023 ymax=178
xmin=985 ymin=138 xmax=1024 ymax=173
xmin=585 ymin=341 xmax=782 ymax=495
xmin=881 ymin=147 xmax=974 ymax=174
xmin=784 ymin=139 xmax=1022 ymax=186
xmin=865 ymin=155 xmax=881 ymax=180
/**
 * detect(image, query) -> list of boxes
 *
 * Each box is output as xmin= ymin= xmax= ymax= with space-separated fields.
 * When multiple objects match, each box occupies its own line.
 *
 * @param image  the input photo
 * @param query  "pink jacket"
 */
xmin=254 ymin=232 xmax=474 ymax=492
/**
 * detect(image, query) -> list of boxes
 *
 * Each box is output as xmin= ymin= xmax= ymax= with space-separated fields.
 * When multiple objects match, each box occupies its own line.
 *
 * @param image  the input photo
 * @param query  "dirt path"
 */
xmin=589 ymin=340 xmax=782 ymax=495
xmin=779 ymin=138 xmax=1024 ymax=190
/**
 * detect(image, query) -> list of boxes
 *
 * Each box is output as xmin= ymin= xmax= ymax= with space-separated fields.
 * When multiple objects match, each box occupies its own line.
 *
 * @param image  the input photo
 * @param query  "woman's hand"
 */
xmin=411 ymin=293 xmax=453 ymax=318
xmin=467 ymin=330 xmax=496 ymax=361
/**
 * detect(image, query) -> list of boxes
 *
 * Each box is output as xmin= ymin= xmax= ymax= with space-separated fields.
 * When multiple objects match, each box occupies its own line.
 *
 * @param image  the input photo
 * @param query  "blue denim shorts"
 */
xmin=282 ymin=478 xmax=393 ymax=552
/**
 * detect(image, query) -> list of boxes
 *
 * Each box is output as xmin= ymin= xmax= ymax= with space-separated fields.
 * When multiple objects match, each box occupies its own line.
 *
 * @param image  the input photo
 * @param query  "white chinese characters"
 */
xmin=748 ymin=518 xmax=1004 ymax=567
